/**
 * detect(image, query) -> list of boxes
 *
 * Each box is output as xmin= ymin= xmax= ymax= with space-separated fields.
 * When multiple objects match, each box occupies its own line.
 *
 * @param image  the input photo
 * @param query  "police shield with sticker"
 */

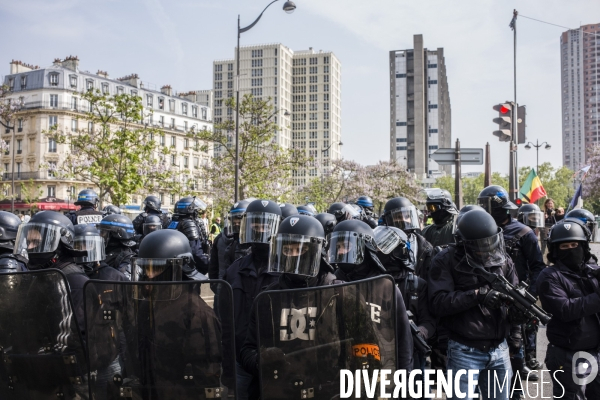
xmin=0 ymin=269 xmax=88 ymax=399
xmin=84 ymin=230 xmax=237 ymax=399
xmin=250 ymin=276 xmax=396 ymax=399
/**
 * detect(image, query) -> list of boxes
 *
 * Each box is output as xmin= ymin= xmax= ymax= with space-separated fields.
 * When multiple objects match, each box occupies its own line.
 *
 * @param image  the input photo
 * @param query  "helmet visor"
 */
xmin=268 ymin=233 xmax=323 ymax=277
xmin=143 ymin=223 xmax=162 ymax=236
xmin=14 ymin=223 xmax=62 ymax=255
xmin=327 ymin=231 xmax=369 ymax=265
xmin=522 ymin=211 xmax=544 ymax=228
xmin=73 ymin=236 xmax=105 ymax=263
xmin=229 ymin=210 xmax=245 ymax=234
xmin=463 ymin=231 xmax=507 ymax=269
xmin=131 ymin=258 xmax=183 ymax=282
xmin=384 ymin=206 xmax=420 ymax=231
xmin=239 ymin=212 xmax=281 ymax=244
xmin=373 ymin=226 xmax=408 ymax=255
xmin=97 ymin=220 xmax=135 ymax=240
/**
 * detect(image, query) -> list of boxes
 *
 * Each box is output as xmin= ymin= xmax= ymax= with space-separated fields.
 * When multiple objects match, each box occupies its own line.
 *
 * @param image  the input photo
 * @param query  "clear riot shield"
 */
xmin=0 ymin=270 xmax=88 ymax=400
xmin=254 ymin=275 xmax=397 ymax=400
xmin=84 ymin=279 xmax=236 ymax=400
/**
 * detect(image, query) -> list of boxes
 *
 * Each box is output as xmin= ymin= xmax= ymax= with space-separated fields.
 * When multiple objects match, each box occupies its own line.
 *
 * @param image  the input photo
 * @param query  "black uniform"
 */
xmin=132 ymin=209 xmax=171 ymax=234
xmin=422 ymin=214 xmax=455 ymax=248
xmin=105 ymin=243 xmax=136 ymax=278
xmin=69 ymin=206 xmax=104 ymax=226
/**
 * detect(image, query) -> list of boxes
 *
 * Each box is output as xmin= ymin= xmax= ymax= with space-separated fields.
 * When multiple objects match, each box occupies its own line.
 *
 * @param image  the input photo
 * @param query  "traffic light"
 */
xmin=493 ymin=103 xmax=513 ymax=142
xmin=517 ymin=105 xmax=526 ymax=144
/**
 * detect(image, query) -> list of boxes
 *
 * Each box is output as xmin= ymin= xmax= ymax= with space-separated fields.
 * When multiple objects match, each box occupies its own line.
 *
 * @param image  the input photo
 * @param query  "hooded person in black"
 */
xmin=421 ymin=188 xmax=458 ymax=247
xmin=219 ymin=199 xmax=283 ymax=400
xmin=332 ymin=219 xmax=414 ymax=372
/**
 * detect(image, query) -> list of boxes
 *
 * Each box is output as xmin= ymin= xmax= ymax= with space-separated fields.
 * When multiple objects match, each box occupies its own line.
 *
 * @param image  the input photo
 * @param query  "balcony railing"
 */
xmin=2 ymin=172 xmax=58 ymax=180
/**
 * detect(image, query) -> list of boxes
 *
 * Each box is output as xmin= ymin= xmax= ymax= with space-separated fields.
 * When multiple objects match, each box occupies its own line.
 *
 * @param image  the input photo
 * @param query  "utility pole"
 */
xmin=454 ymin=139 xmax=462 ymax=209
xmin=484 ymin=142 xmax=491 ymax=187
xmin=509 ymin=9 xmax=519 ymax=202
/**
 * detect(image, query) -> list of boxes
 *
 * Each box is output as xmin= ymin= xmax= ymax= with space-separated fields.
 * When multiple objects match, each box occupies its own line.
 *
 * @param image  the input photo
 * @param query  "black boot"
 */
xmin=522 ymin=365 xmax=539 ymax=381
xmin=526 ymin=351 xmax=543 ymax=370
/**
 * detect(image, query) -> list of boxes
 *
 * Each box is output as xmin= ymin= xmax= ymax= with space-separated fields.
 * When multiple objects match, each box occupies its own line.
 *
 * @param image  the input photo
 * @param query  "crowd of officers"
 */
xmin=1 ymin=185 xmax=600 ymax=400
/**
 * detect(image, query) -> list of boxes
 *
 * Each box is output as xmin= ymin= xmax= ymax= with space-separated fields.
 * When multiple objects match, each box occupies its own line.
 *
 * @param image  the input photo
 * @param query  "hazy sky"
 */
xmin=1 ymin=0 xmax=598 ymax=175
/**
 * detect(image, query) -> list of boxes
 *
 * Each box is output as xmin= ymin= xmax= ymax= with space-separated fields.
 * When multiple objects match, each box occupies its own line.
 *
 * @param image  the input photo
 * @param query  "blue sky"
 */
xmin=1 ymin=0 xmax=598 ymax=175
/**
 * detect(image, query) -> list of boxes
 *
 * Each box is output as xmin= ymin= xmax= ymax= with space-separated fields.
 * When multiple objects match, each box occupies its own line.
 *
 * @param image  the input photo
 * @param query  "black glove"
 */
xmin=507 ymin=326 xmax=523 ymax=354
xmin=477 ymin=287 xmax=511 ymax=309
xmin=508 ymin=307 xmax=530 ymax=325
xmin=260 ymin=347 xmax=286 ymax=372
xmin=416 ymin=325 xmax=429 ymax=341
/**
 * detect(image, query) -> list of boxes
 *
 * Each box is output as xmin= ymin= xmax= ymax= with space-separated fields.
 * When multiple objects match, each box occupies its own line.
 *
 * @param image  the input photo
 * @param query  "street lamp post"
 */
xmin=235 ymin=0 xmax=296 ymax=202
xmin=524 ymin=139 xmax=551 ymax=175
xmin=320 ymin=141 xmax=343 ymax=184
xmin=0 ymin=121 xmax=16 ymax=213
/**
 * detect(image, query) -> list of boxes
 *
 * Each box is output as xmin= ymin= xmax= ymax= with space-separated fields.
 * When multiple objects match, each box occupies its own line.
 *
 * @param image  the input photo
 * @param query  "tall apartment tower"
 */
xmin=560 ymin=23 xmax=600 ymax=170
xmin=389 ymin=34 xmax=451 ymax=179
xmin=212 ymin=45 xmax=341 ymax=186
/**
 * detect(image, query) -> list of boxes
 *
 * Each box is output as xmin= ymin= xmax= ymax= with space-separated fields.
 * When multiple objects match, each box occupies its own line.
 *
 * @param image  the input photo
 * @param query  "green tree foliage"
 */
xmin=191 ymin=94 xmax=308 ymax=213
xmin=45 ymin=90 xmax=176 ymax=206
xmin=434 ymin=172 xmax=509 ymax=206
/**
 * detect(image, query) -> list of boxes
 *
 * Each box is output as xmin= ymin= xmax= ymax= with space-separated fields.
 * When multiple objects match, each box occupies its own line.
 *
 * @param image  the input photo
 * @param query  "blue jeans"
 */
xmin=447 ymin=339 xmax=512 ymax=400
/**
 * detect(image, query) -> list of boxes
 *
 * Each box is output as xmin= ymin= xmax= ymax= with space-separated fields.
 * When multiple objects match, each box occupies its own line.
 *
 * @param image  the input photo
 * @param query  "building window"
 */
xmin=202 ymin=108 xmax=207 ymax=120
xmin=227 ymin=72 xmax=233 ymax=80
xmin=160 ymin=135 xmax=165 ymax=146
xmin=48 ymin=138 xmax=57 ymax=153
xmin=428 ymin=104 xmax=438 ymax=109
xmin=395 ymin=73 xmax=407 ymax=78
xmin=20 ymin=75 xmax=27 ymax=89
xmin=171 ymin=155 xmax=177 ymax=166
xmin=427 ymin=64 xmax=438 ymax=68
xmin=17 ymin=118 xmax=23 ymax=131
xmin=131 ymin=90 xmax=138 ymax=96
xmin=71 ymin=119 xmax=78 ymax=131
xmin=48 ymin=162 xmax=57 ymax=178
xmin=429 ymin=145 xmax=439 ymax=150
xmin=194 ymin=157 xmax=199 ymax=169
xmin=192 ymin=106 xmax=198 ymax=118
xmin=88 ymin=121 xmax=94 ymax=132
xmin=309 ymin=85 xmax=317 ymax=93
xmin=324 ymin=112 xmax=329 ymax=120
xmin=171 ymin=136 xmax=176 ymax=147
xmin=17 ymin=139 xmax=22 ymax=154
xmin=49 ymin=73 xmax=59 ymax=86
xmin=117 ymin=86 xmax=124 ymax=94
xmin=324 ymin=57 xmax=329 ymax=64
xmin=182 ymin=103 xmax=188 ymax=115
xmin=184 ymin=138 xmax=189 ymax=149
xmin=396 ymin=138 xmax=407 ymax=142
xmin=310 ymin=57 xmax=318 ymax=65
xmin=184 ymin=156 xmax=189 ymax=168
xmin=429 ymin=129 xmax=438 ymax=133
xmin=251 ymin=78 xmax=263 ymax=87
xmin=215 ymin=64 xmax=222 ymax=72
xmin=71 ymin=96 xmax=78 ymax=110
xmin=159 ymin=116 xmax=164 ymax=127
xmin=396 ymin=146 xmax=407 ymax=151
xmin=8 ymin=78 xmax=14 ymax=90
xmin=310 ymin=67 xmax=318 ymax=74
xmin=86 ymin=80 xmax=93 ymax=91
xmin=396 ymin=122 xmax=407 ymax=126
xmin=50 ymin=94 xmax=58 ymax=108
xmin=49 ymin=115 xmax=58 ymax=128
xmin=147 ymin=95 xmax=153 ymax=107
xmin=252 ymin=59 xmax=263 ymax=67
xmin=228 ymin=63 xmax=233 ymax=71
xmin=102 ymin=83 xmax=109 ymax=94
xmin=169 ymin=100 xmax=175 ymax=112
xmin=252 ymin=49 xmax=263 ymax=58
xmin=47 ymin=185 xmax=56 ymax=197
xmin=428 ymin=80 xmax=438 ymax=85
xmin=158 ymin=97 xmax=164 ymax=110
xmin=184 ymin=121 xmax=188 ymax=131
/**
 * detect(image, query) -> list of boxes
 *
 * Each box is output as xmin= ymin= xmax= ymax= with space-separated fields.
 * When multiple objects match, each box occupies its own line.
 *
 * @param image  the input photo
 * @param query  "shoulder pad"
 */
xmin=178 ymin=218 xmax=200 ymax=240
xmin=0 ymin=255 xmax=24 ymax=273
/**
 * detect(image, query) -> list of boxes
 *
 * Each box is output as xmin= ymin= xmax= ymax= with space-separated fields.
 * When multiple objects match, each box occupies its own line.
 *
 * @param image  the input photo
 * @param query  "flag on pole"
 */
xmin=572 ymin=165 xmax=591 ymax=178
xmin=509 ymin=10 xmax=518 ymax=30
xmin=568 ymin=182 xmax=584 ymax=212
xmin=518 ymin=168 xmax=547 ymax=203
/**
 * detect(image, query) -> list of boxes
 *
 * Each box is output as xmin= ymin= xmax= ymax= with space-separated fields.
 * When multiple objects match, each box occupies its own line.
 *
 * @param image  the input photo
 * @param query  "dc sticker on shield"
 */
xmin=290 ymin=217 xmax=299 ymax=227
xmin=261 ymin=200 xmax=269 ymax=207
xmin=565 ymin=224 xmax=572 ymax=231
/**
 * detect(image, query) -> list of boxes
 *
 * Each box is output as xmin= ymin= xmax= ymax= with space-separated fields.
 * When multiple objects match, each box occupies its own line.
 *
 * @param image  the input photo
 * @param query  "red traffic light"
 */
xmin=515 ymin=198 xmax=522 ymax=206
xmin=500 ymin=106 xmax=510 ymax=114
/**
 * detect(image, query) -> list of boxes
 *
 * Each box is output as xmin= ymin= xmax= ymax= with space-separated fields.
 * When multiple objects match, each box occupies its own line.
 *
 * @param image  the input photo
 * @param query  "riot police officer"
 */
xmin=220 ymin=199 xmax=282 ymax=400
xmin=170 ymin=197 xmax=210 ymax=274
xmin=0 ymin=211 xmax=27 ymax=273
xmin=315 ymin=212 xmax=337 ymax=238
xmin=565 ymin=208 xmax=599 ymax=264
xmin=428 ymin=209 xmax=520 ymax=400
xmin=331 ymin=219 xmax=413 ymax=371
xmin=278 ymin=203 xmax=299 ymax=219
xmin=478 ymin=186 xmax=546 ymax=375
xmin=14 ymin=211 xmax=89 ymax=330
xmin=382 ymin=196 xmax=434 ymax=278
xmin=327 ymin=201 xmax=361 ymax=222
xmin=239 ymin=214 xmax=339 ymax=398
xmin=356 ymin=195 xmax=376 ymax=217
xmin=537 ymin=220 xmax=600 ymax=399
xmin=517 ymin=203 xmax=545 ymax=232
xmin=98 ymin=214 xmax=137 ymax=279
xmin=297 ymin=204 xmax=316 ymax=217
xmin=421 ymin=188 xmax=458 ymax=247
xmin=375 ymin=225 xmax=436 ymax=377
xmin=141 ymin=214 xmax=162 ymax=238
xmin=132 ymin=195 xmax=170 ymax=234
xmin=102 ymin=204 xmax=122 ymax=216
xmin=69 ymin=189 xmax=104 ymax=225
xmin=74 ymin=224 xmax=127 ymax=281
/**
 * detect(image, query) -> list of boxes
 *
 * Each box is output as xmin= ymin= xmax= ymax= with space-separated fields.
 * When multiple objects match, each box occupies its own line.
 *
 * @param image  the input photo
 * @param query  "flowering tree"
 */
xmin=192 ymin=94 xmax=308 ymax=213
xmin=45 ymin=90 xmax=170 ymax=206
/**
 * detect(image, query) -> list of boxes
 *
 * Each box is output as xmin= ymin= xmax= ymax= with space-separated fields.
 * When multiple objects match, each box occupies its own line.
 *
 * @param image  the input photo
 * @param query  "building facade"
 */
xmin=212 ymin=44 xmax=342 ymax=186
xmin=560 ymin=23 xmax=600 ymax=170
xmin=389 ymin=34 xmax=452 ymax=179
xmin=2 ymin=56 xmax=212 ymax=211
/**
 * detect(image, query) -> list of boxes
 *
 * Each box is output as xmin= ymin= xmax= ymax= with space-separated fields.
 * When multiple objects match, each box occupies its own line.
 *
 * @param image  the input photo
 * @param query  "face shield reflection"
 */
xmin=463 ymin=231 xmax=507 ymax=269
xmin=239 ymin=212 xmax=280 ymax=244
xmin=131 ymin=258 xmax=184 ymax=300
xmin=327 ymin=231 xmax=370 ymax=265
xmin=73 ymin=236 xmax=105 ymax=263
xmin=268 ymin=233 xmax=323 ymax=277
xmin=373 ymin=226 xmax=408 ymax=255
xmin=384 ymin=206 xmax=420 ymax=231
xmin=143 ymin=223 xmax=162 ymax=236
xmin=14 ymin=223 xmax=62 ymax=255
xmin=522 ymin=211 xmax=544 ymax=228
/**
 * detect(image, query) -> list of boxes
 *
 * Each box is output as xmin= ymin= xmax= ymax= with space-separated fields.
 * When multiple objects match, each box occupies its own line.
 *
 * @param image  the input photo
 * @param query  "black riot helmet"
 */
xmin=565 ymin=209 xmax=598 ymax=241
xmin=0 ymin=211 xmax=22 ymax=250
xmin=74 ymin=189 xmax=99 ymax=208
xmin=454 ymin=209 xmax=506 ymax=270
xmin=421 ymin=188 xmax=458 ymax=215
xmin=327 ymin=202 xmax=361 ymax=222
xmin=268 ymin=215 xmax=325 ymax=278
xmin=356 ymin=196 xmax=374 ymax=211
xmin=142 ymin=195 xmax=162 ymax=213
xmin=477 ymin=185 xmax=517 ymax=225
xmin=97 ymin=214 xmax=136 ymax=246
xmin=174 ymin=196 xmax=207 ymax=217
xmin=517 ymin=203 xmax=544 ymax=229
xmin=382 ymin=197 xmax=420 ymax=232
xmin=143 ymin=214 xmax=163 ymax=236
xmin=72 ymin=224 xmax=105 ymax=264
xmin=315 ymin=213 xmax=337 ymax=237
xmin=297 ymin=205 xmax=316 ymax=217
xmin=454 ymin=205 xmax=486 ymax=233
xmin=239 ymin=199 xmax=282 ymax=244
xmin=14 ymin=211 xmax=78 ymax=267
xmin=327 ymin=219 xmax=376 ymax=266
xmin=102 ymin=205 xmax=122 ymax=216
xmin=229 ymin=199 xmax=251 ymax=235
xmin=132 ymin=230 xmax=197 ymax=290
xmin=279 ymin=203 xmax=299 ymax=219
xmin=547 ymin=220 xmax=591 ymax=265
